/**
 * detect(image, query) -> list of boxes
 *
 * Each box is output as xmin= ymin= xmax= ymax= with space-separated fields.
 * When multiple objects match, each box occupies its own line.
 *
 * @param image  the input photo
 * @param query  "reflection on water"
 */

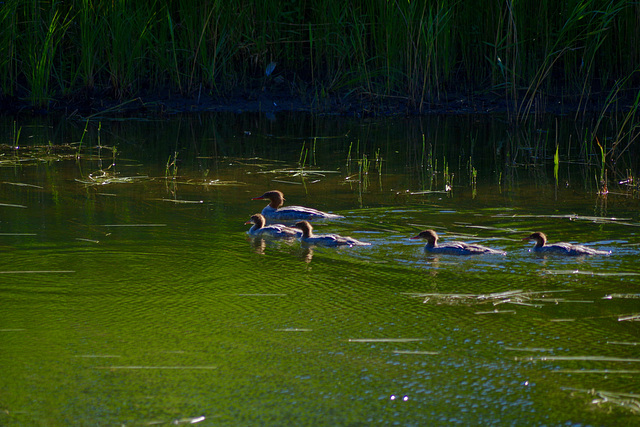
xmin=0 ymin=114 xmax=639 ymax=426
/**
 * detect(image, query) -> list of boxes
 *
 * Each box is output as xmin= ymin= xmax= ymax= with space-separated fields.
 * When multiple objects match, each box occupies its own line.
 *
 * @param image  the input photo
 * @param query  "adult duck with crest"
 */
xmin=252 ymin=190 xmax=343 ymax=220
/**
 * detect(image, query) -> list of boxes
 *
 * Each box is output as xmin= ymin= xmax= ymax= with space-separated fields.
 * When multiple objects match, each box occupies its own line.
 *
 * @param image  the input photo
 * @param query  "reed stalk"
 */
xmin=0 ymin=0 xmax=20 ymax=96
xmin=553 ymin=144 xmax=560 ymax=185
xmin=165 ymin=151 xmax=178 ymax=180
xmin=77 ymin=0 xmax=100 ymax=90
xmin=23 ymin=5 xmax=73 ymax=107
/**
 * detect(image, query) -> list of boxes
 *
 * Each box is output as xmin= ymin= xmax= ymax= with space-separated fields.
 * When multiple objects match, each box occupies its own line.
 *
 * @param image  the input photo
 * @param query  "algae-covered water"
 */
xmin=1 ymin=114 xmax=639 ymax=426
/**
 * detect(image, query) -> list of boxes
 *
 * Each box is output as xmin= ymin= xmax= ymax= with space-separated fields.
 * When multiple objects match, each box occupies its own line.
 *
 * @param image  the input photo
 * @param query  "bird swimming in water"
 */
xmin=252 ymin=190 xmax=344 ymax=220
xmin=411 ymin=229 xmax=506 ymax=255
xmin=294 ymin=220 xmax=370 ymax=247
xmin=245 ymin=213 xmax=302 ymax=238
xmin=523 ymin=231 xmax=610 ymax=256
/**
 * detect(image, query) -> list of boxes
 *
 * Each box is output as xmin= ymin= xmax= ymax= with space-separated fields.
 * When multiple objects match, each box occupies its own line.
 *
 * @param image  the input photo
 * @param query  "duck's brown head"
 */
xmin=523 ymin=231 xmax=547 ymax=247
xmin=252 ymin=190 xmax=285 ymax=209
xmin=410 ymin=229 xmax=439 ymax=246
xmin=294 ymin=220 xmax=313 ymax=237
xmin=245 ymin=213 xmax=266 ymax=227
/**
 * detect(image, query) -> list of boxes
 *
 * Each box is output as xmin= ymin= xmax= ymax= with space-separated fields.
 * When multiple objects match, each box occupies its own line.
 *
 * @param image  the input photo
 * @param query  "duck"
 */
xmin=411 ymin=229 xmax=506 ymax=255
xmin=252 ymin=190 xmax=344 ymax=220
xmin=245 ymin=213 xmax=302 ymax=238
xmin=294 ymin=220 xmax=370 ymax=247
xmin=523 ymin=232 xmax=610 ymax=255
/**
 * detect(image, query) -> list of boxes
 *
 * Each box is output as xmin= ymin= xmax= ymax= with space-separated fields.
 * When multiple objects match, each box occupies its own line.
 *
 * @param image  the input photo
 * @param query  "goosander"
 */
xmin=294 ymin=220 xmax=370 ymax=247
xmin=252 ymin=190 xmax=344 ymax=220
xmin=245 ymin=213 xmax=302 ymax=238
xmin=411 ymin=229 xmax=506 ymax=255
xmin=523 ymin=232 xmax=610 ymax=255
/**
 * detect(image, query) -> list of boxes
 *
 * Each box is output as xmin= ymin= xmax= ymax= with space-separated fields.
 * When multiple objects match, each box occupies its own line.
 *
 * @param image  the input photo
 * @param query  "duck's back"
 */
xmin=262 ymin=205 xmax=343 ymax=220
xmin=427 ymin=241 xmax=505 ymax=255
xmin=302 ymin=233 xmax=370 ymax=247
xmin=537 ymin=242 xmax=609 ymax=256
xmin=250 ymin=223 xmax=301 ymax=238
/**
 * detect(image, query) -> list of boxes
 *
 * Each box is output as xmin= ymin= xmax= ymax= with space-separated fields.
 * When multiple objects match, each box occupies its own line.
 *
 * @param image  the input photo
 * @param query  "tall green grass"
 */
xmin=20 ymin=2 xmax=73 ymax=107
xmin=0 ymin=0 xmax=638 ymax=118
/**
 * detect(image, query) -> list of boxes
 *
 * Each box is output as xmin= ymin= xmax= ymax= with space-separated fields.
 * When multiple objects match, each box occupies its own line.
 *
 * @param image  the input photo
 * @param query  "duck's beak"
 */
xmin=410 ymin=235 xmax=420 ymax=240
xmin=251 ymin=196 xmax=265 ymax=200
xmin=244 ymin=220 xmax=253 ymax=225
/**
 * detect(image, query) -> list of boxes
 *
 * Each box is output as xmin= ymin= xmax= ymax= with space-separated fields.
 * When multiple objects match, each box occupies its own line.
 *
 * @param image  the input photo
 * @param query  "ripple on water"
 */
xmin=2 ymin=115 xmax=639 ymax=426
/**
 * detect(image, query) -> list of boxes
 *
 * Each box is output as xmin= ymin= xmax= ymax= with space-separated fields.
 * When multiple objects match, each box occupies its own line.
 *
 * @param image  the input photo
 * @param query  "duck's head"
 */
xmin=252 ymin=190 xmax=285 ymax=209
xmin=294 ymin=220 xmax=313 ymax=237
xmin=245 ymin=213 xmax=266 ymax=227
xmin=523 ymin=231 xmax=547 ymax=247
xmin=410 ymin=229 xmax=438 ymax=246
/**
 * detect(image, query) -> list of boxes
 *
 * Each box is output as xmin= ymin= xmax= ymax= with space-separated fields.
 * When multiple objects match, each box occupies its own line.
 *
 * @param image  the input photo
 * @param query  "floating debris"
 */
xmin=146 ymin=415 xmax=206 ymax=425
xmin=409 ymin=190 xmax=449 ymax=195
xmin=555 ymin=369 xmax=640 ymax=374
xmin=492 ymin=213 xmax=633 ymax=222
xmin=405 ymin=289 xmax=573 ymax=308
xmin=517 ymin=355 xmax=640 ymax=363
xmin=504 ymin=347 xmax=555 ymax=352
xmin=75 ymin=238 xmax=100 ymax=243
xmin=392 ymin=350 xmax=440 ymax=355
xmin=97 ymin=366 xmax=217 ymax=370
xmin=101 ymin=224 xmax=166 ymax=227
xmin=0 ymin=270 xmax=75 ymax=274
xmin=177 ymin=179 xmax=246 ymax=186
xmin=607 ymin=341 xmax=640 ymax=346
xmin=76 ymin=174 xmax=150 ymax=185
xmin=603 ymin=294 xmax=640 ymax=299
xmin=543 ymin=270 xmax=640 ymax=277
xmin=271 ymin=179 xmax=303 ymax=185
xmin=475 ymin=309 xmax=517 ymax=315
xmin=259 ymin=169 xmax=340 ymax=176
xmin=2 ymin=181 xmax=44 ymax=189
xmin=563 ymin=387 xmax=640 ymax=414
xmin=348 ymin=338 xmax=424 ymax=343
xmin=74 ymin=355 xmax=121 ymax=358
xmin=234 ymin=293 xmax=287 ymax=297
xmin=160 ymin=199 xmax=204 ymax=204
xmin=618 ymin=313 xmax=640 ymax=322
xmin=0 ymin=143 xmax=97 ymax=166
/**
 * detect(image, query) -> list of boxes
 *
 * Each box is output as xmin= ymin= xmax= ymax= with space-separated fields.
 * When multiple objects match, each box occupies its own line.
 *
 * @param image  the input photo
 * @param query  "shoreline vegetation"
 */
xmin=0 ymin=0 xmax=638 ymax=120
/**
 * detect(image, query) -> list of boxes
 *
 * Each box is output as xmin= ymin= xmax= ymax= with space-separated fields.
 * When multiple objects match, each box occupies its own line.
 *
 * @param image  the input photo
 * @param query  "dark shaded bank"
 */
xmin=2 ymin=1 xmax=639 ymax=119
xmin=1 ymin=86 xmax=634 ymax=119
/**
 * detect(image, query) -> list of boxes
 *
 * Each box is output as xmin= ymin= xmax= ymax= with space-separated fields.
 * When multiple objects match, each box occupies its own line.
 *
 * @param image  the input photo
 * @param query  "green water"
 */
xmin=1 ymin=114 xmax=639 ymax=426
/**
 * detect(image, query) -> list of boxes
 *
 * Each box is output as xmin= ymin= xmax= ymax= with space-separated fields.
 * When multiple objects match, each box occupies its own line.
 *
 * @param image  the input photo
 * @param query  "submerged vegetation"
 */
xmin=2 ymin=112 xmax=639 ymax=199
xmin=1 ymin=0 xmax=639 ymax=118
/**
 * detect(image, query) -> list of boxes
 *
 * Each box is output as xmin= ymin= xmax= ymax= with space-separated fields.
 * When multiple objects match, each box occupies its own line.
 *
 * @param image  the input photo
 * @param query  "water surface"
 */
xmin=1 ymin=114 xmax=639 ymax=426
